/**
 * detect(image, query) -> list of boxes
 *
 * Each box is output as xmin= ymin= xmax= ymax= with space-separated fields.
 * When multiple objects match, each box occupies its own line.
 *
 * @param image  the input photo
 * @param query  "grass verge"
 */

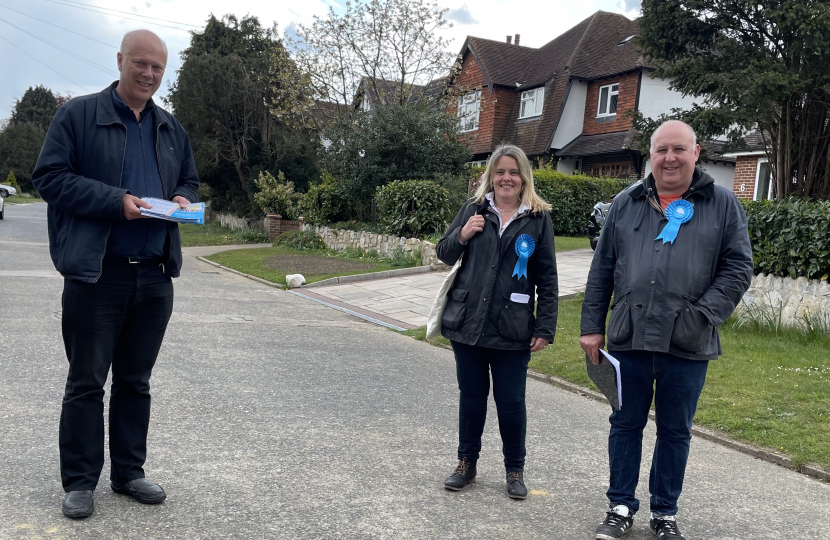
xmin=555 ymin=236 xmax=591 ymax=252
xmin=3 ymin=195 xmax=45 ymax=204
xmin=206 ymin=245 xmax=419 ymax=287
xmin=179 ymin=222 xmax=270 ymax=247
xmin=406 ymin=295 xmax=830 ymax=471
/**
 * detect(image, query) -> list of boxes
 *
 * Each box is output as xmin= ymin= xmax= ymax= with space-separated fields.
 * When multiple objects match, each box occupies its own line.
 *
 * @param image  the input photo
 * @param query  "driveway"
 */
xmin=1 ymin=203 xmax=829 ymax=539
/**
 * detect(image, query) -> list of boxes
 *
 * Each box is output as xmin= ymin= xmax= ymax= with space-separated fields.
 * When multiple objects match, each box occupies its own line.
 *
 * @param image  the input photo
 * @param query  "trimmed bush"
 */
xmin=301 ymin=179 xmax=353 ymax=225
xmin=375 ymin=179 xmax=452 ymax=238
xmin=274 ymin=230 xmax=325 ymax=251
xmin=744 ymin=198 xmax=830 ymax=280
xmin=253 ymin=170 xmax=301 ymax=220
xmin=532 ymin=170 xmax=632 ymax=236
xmin=3 ymin=170 xmax=20 ymax=191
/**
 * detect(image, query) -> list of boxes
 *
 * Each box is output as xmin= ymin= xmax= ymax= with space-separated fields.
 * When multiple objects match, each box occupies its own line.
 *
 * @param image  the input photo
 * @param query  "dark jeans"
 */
xmin=60 ymin=257 xmax=173 ymax=491
xmin=606 ymin=350 xmax=709 ymax=516
xmin=450 ymin=340 xmax=531 ymax=472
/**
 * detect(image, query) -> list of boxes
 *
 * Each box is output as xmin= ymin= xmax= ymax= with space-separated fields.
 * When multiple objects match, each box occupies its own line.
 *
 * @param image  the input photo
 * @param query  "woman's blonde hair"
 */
xmin=472 ymin=144 xmax=551 ymax=213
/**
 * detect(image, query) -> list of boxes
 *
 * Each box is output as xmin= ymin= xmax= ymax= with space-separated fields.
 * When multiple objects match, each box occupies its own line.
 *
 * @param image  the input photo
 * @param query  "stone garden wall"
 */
xmin=739 ymin=273 xmax=830 ymax=326
xmin=304 ymin=224 xmax=446 ymax=269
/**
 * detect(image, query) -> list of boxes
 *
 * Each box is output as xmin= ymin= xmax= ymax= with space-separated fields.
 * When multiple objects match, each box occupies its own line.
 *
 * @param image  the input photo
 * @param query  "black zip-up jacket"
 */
xmin=580 ymin=167 xmax=753 ymax=360
xmin=32 ymin=82 xmax=200 ymax=282
xmin=436 ymin=198 xmax=559 ymax=350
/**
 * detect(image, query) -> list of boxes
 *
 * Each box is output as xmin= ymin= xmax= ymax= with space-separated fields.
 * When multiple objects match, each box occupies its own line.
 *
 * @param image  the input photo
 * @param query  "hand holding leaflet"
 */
xmin=139 ymin=197 xmax=205 ymax=224
xmin=585 ymin=348 xmax=623 ymax=410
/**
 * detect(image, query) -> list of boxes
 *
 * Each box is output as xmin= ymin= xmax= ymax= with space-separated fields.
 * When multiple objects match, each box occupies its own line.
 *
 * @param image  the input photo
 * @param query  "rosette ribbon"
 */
xmin=655 ymin=199 xmax=694 ymax=244
xmin=512 ymin=234 xmax=536 ymax=280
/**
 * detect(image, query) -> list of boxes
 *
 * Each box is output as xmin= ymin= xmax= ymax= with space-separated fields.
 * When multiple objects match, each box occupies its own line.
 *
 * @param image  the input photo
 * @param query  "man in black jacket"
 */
xmin=32 ymin=29 xmax=199 ymax=519
xmin=580 ymin=121 xmax=753 ymax=540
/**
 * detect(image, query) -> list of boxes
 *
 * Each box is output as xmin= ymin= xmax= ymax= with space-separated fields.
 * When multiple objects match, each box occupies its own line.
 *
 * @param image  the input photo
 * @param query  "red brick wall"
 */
xmin=449 ymin=51 xmax=517 ymax=156
xmin=733 ymin=155 xmax=760 ymax=199
xmin=582 ymin=72 xmax=639 ymax=136
xmin=264 ymin=214 xmax=303 ymax=241
xmin=582 ymin=154 xmax=642 ymax=181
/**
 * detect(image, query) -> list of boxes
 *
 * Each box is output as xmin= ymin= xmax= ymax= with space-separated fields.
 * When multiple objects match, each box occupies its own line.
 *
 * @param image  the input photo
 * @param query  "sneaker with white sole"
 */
xmin=649 ymin=516 xmax=686 ymax=539
xmin=595 ymin=505 xmax=634 ymax=539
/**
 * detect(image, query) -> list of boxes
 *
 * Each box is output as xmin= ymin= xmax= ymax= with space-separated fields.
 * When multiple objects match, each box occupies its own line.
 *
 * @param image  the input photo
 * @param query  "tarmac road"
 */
xmin=1 ymin=202 xmax=829 ymax=540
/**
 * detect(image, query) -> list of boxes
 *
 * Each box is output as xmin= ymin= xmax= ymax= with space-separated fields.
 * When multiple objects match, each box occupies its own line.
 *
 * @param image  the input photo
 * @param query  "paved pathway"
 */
xmin=2 ymin=204 xmax=830 ymax=539
xmin=300 ymin=249 xmax=595 ymax=329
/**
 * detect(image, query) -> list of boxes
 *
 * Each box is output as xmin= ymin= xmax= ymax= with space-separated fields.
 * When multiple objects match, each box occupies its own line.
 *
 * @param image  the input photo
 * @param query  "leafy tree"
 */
xmin=168 ymin=15 xmax=319 ymax=217
xmin=253 ymin=170 xmax=301 ymax=219
xmin=638 ymin=0 xmax=830 ymax=199
xmin=320 ymin=103 xmax=471 ymax=220
xmin=0 ymin=86 xmax=63 ymax=192
xmin=287 ymin=0 xmax=458 ymax=127
xmin=3 ymin=170 xmax=19 ymax=191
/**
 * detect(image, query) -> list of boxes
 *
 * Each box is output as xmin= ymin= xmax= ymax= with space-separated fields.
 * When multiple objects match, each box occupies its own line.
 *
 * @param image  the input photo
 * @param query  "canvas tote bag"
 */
xmin=426 ymin=255 xmax=463 ymax=339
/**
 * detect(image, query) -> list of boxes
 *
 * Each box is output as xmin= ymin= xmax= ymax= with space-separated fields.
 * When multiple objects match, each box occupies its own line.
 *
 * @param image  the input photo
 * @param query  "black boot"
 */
xmin=443 ymin=458 xmax=477 ymax=491
xmin=506 ymin=471 xmax=528 ymax=499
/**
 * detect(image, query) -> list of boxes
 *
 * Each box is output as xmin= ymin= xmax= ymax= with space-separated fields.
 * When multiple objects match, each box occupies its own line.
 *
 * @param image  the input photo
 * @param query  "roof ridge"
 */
xmin=564 ymin=11 xmax=602 ymax=71
xmin=468 ymin=35 xmax=538 ymax=50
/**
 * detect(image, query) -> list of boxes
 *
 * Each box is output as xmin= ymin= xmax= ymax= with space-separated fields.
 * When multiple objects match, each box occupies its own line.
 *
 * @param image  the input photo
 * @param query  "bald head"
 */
xmin=651 ymin=120 xmax=696 ymax=151
xmin=116 ymin=29 xmax=168 ymax=113
xmin=120 ymin=30 xmax=168 ymax=57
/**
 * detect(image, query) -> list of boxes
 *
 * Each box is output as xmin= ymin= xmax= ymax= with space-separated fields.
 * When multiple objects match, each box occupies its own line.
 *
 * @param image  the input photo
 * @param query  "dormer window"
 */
xmin=519 ymin=87 xmax=544 ymax=119
xmin=458 ymin=89 xmax=481 ymax=132
xmin=597 ymin=83 xmax=619 ymax=117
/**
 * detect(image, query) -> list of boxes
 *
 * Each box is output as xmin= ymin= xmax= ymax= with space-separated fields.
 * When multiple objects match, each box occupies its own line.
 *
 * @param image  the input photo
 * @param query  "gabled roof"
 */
xmin=355 ymin=76 xmax=449 ymax=110
xmin=462 ymin=11 xmax=642 ymax=91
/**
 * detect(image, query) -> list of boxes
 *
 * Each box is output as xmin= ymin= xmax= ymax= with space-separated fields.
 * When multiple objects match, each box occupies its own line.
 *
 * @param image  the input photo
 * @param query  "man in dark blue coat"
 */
xmin=32 ymin=29 xmax=200 ymax=519
xmin=581 ymin=121 xmax=753 ymax=540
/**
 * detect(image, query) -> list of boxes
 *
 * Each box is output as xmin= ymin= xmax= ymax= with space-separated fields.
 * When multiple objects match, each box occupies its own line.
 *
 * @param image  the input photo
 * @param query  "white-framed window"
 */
xmin=519 ymin=87 xmax=544 ymax=119
xmin=754 ymin=158 xmax=772 ymax=200
xmin=457 ymin=90 xmax=481 ymax=132
xmin=597 ymin=83 xmax=619 ymax=117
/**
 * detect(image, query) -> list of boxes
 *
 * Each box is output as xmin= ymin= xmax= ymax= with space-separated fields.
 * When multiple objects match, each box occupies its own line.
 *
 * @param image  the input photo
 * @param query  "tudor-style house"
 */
xmin=449 ymin=11 xmax=737 ymax=191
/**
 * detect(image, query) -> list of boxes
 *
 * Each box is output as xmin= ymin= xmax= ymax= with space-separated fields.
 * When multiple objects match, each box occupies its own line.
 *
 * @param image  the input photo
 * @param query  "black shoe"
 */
xmin=62 ymin=490 xmax=94 ymax=519
xmin=650 ymin=517 xmax=686 ymax=539
xmin=506 ymin=471 xmax=527 ymax=499
xmin=595 ymin=506 xmax=634 ymax=539
xmin=111 ymin=478 xmax=166 ymax=504
xmin=443 ymin=458 xmax=476 ymax=491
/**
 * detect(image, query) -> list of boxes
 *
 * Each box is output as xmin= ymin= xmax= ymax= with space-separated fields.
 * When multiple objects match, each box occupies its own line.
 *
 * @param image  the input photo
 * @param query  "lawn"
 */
xmin=406 ymin=295 xmax=830 ymax=471
xmin=3 ymin=195 xmax=45 ymax=204
xmin=555 ymin=236 xmax=591 ymax=251
xmin=206 ymin=245 xmax=418 ymax=287
xmin=179 ymin=222 xmax=270 ymax=247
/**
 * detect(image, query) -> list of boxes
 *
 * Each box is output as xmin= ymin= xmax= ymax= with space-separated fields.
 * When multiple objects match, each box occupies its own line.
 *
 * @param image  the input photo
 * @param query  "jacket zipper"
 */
xmin=95 ymin=122 xmax=127 ymax=283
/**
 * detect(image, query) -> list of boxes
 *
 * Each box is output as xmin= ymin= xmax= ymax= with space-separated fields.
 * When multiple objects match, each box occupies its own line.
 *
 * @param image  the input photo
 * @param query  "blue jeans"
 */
xmin=450 ymin=341 xmax=531 ymax=472
xmin=606 ymin=350 xmax=708 ymax=516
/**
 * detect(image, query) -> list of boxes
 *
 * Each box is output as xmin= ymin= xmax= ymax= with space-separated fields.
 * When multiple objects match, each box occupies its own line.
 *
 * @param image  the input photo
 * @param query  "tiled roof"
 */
xmin=460 ymin=11 xmax=643 ymax=155
xmin=555 ymin=130 xmax=635 ymax=157
xmin=356 ymin=76 xmax=449 ymax=109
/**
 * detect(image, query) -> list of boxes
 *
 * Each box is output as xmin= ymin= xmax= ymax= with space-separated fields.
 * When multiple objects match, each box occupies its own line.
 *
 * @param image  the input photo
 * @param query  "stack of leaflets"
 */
xmin=585 ymin=349 xmax=623 ymax=411
xmin=139 ymin=197 xmax=205 ymax=225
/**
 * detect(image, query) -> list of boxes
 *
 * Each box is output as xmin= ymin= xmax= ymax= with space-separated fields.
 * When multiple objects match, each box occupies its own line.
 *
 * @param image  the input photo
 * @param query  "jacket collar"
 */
xmin=629 ymin=166 xmax=715 ymax=200
xmin=97 ymin=81 xmax=172 ymax=128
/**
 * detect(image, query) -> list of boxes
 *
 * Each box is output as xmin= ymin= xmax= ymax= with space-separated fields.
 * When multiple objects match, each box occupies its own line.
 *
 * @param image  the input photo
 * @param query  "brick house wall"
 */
xmin=733 ymin=155 xmax=761 ymax=199
xmin=582 ymin=72 xmax=639 ymax=136
xmin=450 ymin=51 xmax=518 ymax=156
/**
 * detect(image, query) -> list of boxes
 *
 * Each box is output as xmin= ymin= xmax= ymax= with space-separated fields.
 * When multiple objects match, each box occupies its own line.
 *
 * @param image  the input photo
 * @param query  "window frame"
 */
xmin=596 ymin=83 xmax=620 ymax=118
xmin=753 ymin=157 xmax=772 ymax=201
xmin=457 ymin=89 xmax=482 ymax=132
xmin=519 ymin=87 xmax=545 ymax=119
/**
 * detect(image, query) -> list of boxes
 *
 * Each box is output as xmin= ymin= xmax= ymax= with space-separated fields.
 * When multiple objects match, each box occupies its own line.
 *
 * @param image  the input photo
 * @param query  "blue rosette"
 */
xmin=655 ymin=199 xmax=694 ymax=244
xmin=512 ymin=234 xmax=536 ymax=280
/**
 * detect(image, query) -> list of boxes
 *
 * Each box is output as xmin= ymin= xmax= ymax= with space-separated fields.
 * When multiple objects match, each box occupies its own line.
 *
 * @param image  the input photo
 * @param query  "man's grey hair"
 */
xmin=120 ymin=29 xmax=168 ymax=56
xmin=650 ymin=120 xmax=697 ymax=152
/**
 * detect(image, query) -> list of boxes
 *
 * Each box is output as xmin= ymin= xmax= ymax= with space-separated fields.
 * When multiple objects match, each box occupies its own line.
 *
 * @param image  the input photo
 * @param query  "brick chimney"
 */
xmin=514 ymin=34 xmax=520 ymax=46
xmin=506 ymin=35 xmax=512 ymax=44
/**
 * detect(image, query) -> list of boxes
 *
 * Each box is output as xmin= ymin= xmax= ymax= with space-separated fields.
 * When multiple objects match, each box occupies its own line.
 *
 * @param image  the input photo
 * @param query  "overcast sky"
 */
xmin=0 ymin=0 xmax=641 ymax=122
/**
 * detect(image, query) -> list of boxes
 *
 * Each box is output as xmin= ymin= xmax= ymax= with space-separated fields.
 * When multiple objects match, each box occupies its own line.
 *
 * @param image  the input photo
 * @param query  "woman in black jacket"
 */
xmin=436 ymin=144 xmax=559 ymax=499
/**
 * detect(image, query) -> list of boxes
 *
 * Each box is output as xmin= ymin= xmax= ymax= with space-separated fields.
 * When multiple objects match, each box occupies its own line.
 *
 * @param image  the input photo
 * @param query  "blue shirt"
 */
xmin=106 ymin=86 xmax=167 ymax=258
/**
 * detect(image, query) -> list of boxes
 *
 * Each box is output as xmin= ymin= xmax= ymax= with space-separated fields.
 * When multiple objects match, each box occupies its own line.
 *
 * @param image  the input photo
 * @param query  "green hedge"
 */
xmin=744 ymin=198 xmax=830 ymax=280
xmin=301 ymin=181 xmax=353 ymax=225
xmin=532 ymin=170 xmax=632 ymax=236
xmin=375 ymin=179 xmax=452 ymax=237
